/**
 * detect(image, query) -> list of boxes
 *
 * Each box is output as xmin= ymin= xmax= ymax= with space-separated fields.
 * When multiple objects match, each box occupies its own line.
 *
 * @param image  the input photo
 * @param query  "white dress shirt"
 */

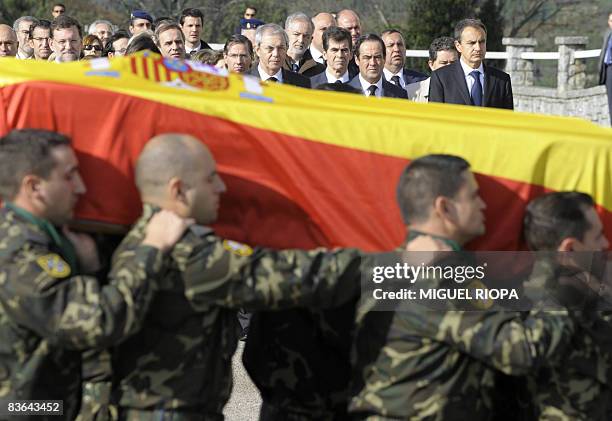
xmin=310 ymin=45 xmax=324 ymax=64
xmin=459 ymin=59 xmax=485 ymax=96
xmin=358 ymin=74 xmax=383 ymax=97
xmin=258 ymin=64 xmax=283 ymax=83
xmin=405 ymin=78 xmax=430 ymax=103
xmin=325 ymin=70 xmax=349 ymax=83
xmin=187 ymin=41 xmax=202 ymax=56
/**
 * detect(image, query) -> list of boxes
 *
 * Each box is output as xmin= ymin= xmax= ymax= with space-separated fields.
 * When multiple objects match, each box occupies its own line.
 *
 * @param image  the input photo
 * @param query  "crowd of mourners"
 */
xmin=0 ymin=3 xmax=610 ymax=421
xmin=0 ymin=3 xmax=514 ymax=107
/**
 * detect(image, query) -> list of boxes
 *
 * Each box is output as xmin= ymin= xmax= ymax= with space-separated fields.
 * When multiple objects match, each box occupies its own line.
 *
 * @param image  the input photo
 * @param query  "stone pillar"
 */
xmin=502 ymin=38 xmax=537 ymax=87
xmin=555 ymin=36 xmax=588 ymax=93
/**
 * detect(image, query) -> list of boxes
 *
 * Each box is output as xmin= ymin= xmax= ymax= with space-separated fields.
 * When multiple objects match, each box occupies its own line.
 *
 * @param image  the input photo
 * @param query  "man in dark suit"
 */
xmin=310 ymin=27 xmax=353 ymax=88
xmin=381 ymin=29 xmax=428 ymax=94
xmin=429 ymin=18 xmax=513 ymax=110
xmin=249 ymin=23 xmax=310 ymax=88
xmin=598 ymin=12 xmax=612 ymax=125
xmin=283 ymin=12 xmax=325 ymax=78
xmin=348 ymin=33 xmax=407 ymax=98
xmin=178 ymin=8 xmax=212 ymax=56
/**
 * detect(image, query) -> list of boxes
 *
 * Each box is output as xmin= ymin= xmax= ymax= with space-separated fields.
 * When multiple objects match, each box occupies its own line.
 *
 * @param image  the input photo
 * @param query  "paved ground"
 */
xmin=223 ymin=341 xmax=262 ymax=421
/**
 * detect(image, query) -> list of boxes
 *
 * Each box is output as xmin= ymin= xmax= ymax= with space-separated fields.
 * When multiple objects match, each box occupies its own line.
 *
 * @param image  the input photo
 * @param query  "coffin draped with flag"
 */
xmin=0 ymin=52 xmax=610 ymax=251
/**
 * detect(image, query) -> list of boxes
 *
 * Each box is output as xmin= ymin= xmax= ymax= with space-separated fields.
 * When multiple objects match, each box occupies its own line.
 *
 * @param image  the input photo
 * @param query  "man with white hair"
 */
xmin=89 ymin=19 xmax=114 ymax=46
xmin=283 ymin=12 xmax=324 ymax=77
xmin=13 ymin=16 xmax=38 ymax=59
xmin=248 ymin=23 xmax=310 ymax=88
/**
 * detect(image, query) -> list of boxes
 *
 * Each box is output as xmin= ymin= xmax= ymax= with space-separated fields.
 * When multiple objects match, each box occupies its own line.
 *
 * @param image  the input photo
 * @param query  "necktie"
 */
xmin=367 ymin=85 xmax=378 ymax=97
xmin=470 ymin=70 xmax=483 ymax=106
xmin=267 ymin=77 xmax=278 ymax=83
xmin=390 ymin=75 xmax=401 ymax=87
xmin=335 ymin=80 xmax=343 ymax=84
xmin=292 ymin=63 xmax=299 ymax=72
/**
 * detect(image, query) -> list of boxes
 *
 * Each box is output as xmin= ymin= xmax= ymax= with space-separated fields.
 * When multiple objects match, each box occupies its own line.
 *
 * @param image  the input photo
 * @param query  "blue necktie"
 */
xmin=470 ymin=70 xmax=483 ymax=106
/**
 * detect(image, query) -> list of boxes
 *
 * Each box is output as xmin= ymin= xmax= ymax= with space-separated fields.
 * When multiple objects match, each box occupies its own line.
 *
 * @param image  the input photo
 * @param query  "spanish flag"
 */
xmin=0 ymin=52 xmax=610 ymax=251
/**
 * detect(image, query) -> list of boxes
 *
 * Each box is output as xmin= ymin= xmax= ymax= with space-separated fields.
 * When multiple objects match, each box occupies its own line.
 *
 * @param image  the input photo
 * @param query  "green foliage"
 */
xmin=478 ymin=0 xmax=504 ymax=52
xmin=404 ymin=0 xmax=477 ymax=49
xmin=0 ymin=0 xmax=45 ymax=24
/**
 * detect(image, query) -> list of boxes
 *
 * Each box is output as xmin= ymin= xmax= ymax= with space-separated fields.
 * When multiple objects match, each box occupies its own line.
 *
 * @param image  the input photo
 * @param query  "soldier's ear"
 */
xmin=433 ymin=196 xmax=452 ymax=221
xmin=21 ymin=174 xmax=43 ymax=197
xmin=167 ymin=177 xmax=187 ymax=203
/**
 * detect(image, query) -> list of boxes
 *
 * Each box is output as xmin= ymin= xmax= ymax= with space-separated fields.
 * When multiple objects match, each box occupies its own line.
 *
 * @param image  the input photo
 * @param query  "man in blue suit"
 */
xmin=348 ymin=33 xmax=407 ymax=98
xmin=429 ymin=18 xmax=513 ymax=110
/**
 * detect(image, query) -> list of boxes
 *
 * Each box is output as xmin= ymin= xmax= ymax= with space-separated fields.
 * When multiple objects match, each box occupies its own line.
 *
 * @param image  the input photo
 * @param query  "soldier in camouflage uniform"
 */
xmin=522 ymin=191 xmax=612 ymax=420
xmin=0 ymin=129 xmax=190 ymax=420
xmin=349 ymin=155 xmax=579 ymax=420
xmin=110 ymin=134 xmax=391 ymax=421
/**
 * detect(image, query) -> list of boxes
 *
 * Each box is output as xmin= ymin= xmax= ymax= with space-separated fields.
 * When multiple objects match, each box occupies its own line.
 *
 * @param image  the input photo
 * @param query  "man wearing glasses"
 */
xmin=13 ymin=16 xmax=38 ymax=59
xmin=29 ymin=20 xmax=52 ymax=60
xmin=50 ymin=15 xmax=82 ymax=62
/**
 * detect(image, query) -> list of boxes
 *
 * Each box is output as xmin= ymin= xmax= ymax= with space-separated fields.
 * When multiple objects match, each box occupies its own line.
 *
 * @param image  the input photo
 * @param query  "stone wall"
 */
xmin=503 ymin=37 xmax=610 ymax=127
xmin=513 ymin=85 xmax=610 ymax=126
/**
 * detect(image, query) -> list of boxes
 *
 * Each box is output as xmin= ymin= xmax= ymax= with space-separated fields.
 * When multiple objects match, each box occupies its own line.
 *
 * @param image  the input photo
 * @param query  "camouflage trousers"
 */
xmin=259 ymin=401 xmax=350 ymax=421
xmin=76 ymin=382 xmax=118 ymax=421
xmin=118 ymin=408 xmax=223 ymax=421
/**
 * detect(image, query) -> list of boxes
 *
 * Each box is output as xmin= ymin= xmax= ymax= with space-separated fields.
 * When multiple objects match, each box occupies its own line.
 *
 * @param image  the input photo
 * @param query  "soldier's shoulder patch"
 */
xmin=36 ymin=254 xmax=71 ymax=278
xmin=222 ymin=240 xmax=253 ymax=257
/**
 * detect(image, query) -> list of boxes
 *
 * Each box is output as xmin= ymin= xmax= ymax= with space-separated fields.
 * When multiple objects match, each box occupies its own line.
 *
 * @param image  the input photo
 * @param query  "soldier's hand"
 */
xmin=63 ymin=227 xmax=102 ymax=272
xmin=143 ymin=210 xmax=194 ymax=252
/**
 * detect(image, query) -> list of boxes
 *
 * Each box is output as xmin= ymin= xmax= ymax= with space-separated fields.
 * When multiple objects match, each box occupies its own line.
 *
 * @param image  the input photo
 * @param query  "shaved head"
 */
xmin=311 ymin=12 xmax=336 ymax=52
xmin=0 ymin=24 xmax=17 ymax=57
xmin=336 ymin=9 xmax=361 ymax=45
xmin=136 ymin=134 xmax=208 ymax=198
xmin=136 ymin=133 xmax=226 ymax=224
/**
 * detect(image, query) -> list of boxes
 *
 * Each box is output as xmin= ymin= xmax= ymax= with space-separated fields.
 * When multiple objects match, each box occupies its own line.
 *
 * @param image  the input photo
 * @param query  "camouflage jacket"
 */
xmin=0 ymin=206 xmax=164 ymax=420
xmin=111 ymin=205 xmax=364 ymax=416
xmin=524 ymin=259 xmax=612 ymax=421
xmin=349 ymin=252 xmax=576 ymax=421
xmin=242 ymin=298 xmax=358 ymax=420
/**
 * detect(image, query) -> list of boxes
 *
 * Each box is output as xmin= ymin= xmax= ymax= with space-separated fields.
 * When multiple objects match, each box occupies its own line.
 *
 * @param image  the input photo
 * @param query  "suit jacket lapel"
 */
xmin=482 ymin=64 xmax=491 ymax=106
xmin=452 ymin=62 xmax=472 ymax=105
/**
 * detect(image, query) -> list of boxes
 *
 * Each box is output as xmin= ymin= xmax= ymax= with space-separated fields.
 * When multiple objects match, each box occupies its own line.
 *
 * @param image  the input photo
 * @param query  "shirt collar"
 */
xmin=383 ymin=67 xmax=404 ymax=84
xmin=187 ymin=41 xmax=202 ymax=54
xmin=258 ymin=64 xmax=283 ymax=82
xmin=358 ymin=73 xmax=383 ymax=96
xmin=326 ymin=69 xmax=349 ymax=83
xmin=310 ymin=45 xmax=324 ymax=63
xmin=459 ymin=59 xmax=484 ymax=77
xmin=16 ymin=50 xmax=32 ymax=59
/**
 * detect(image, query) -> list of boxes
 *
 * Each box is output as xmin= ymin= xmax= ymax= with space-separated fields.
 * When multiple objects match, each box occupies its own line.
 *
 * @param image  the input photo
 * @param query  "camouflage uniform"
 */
xmin=0 ymin=205 xmax=164 ymax=420
xmin=349 ymin=241 xmax=577 ymax=421
xmin=241 ymin=231 xmax=462 ymax=421
xmin=110 ymin=205 xmax=365 ymax=421
xmin=523 ymin=259 xmax=612 ymax=420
